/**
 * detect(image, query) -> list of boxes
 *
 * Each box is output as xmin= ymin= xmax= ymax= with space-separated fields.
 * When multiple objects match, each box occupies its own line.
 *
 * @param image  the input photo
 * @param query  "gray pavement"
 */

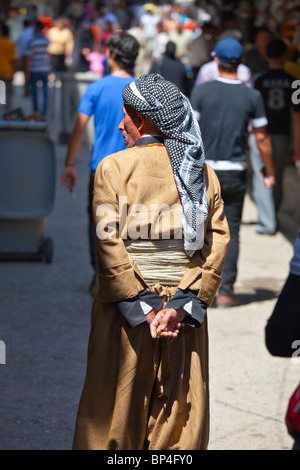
xmin=0 ymin=80 xmax=299 ymax=450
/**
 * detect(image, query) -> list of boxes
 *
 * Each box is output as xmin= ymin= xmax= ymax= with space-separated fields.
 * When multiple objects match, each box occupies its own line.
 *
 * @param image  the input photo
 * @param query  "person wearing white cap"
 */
xmin=191 ymin=38 xmax=276 ymax=308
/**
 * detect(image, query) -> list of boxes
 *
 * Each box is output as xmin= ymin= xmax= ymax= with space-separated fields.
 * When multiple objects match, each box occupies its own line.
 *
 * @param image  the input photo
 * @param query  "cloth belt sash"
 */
xmin=124 ymin=239 xmax=190 ymax=286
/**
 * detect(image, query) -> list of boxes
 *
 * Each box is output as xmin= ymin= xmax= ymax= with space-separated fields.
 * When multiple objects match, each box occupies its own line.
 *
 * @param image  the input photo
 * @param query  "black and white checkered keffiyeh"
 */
xmin=122 ymin=73 xmax=208 ymax=256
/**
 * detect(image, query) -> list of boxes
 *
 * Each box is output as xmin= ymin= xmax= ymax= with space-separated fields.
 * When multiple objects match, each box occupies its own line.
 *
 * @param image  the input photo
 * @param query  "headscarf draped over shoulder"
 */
xmin=122 ymin=73 xmax=208 ymax=256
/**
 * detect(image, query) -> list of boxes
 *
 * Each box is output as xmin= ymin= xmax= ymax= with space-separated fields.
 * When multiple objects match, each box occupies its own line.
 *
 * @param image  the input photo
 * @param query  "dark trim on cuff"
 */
xmin=165 ymin=289 xmax=208 ymax=328
xmin=139 ymin=289 xmax=164 ymax=310
xmin=116 ymin=289 xmax=164 ymax=328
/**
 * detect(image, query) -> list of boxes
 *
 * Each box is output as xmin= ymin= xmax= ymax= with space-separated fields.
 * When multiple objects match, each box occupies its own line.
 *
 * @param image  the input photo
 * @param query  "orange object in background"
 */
xmin=91 ymin=25 xmax=101 ymax=47
xmin=38 ymin=17 xmax=53 ymax=33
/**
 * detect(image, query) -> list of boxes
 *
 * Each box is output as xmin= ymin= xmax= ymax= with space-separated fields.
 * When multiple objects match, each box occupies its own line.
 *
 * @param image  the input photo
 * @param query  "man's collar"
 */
xmin=216 ymin=76 xmax=242 ymax=84
xmin=133 ymin=135 xmax=165 ymax=147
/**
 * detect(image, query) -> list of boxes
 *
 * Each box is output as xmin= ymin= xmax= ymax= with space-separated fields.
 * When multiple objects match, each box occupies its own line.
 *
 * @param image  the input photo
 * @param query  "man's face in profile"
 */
xmin=118 ymin=105 xmax=141 ymax=148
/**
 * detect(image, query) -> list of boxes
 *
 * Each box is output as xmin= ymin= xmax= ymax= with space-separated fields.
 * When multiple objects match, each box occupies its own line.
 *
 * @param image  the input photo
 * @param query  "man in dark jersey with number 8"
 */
xmin=254 ymin=38 xmax=300 ymax=216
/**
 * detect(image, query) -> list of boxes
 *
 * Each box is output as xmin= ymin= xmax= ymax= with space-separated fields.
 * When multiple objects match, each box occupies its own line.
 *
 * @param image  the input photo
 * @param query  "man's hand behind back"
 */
xmin=149 ymin=307 xmax=187 ymax=340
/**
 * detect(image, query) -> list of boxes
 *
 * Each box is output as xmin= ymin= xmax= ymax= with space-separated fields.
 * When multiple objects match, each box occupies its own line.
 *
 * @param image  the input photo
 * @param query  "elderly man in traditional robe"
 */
xmin=73 ymin=74 xmax=230 ymax=450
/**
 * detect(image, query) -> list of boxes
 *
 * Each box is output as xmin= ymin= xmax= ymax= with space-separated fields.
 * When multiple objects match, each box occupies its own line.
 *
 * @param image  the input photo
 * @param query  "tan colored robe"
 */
xmin=73 ymin=144 xmax=230 ymax=450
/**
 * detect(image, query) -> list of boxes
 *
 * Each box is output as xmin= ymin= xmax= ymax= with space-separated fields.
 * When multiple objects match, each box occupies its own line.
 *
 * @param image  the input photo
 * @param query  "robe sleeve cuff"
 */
xmin=116 ymin=290 xmax=164 ymax=327
xmin=165 ymin=289 xmax=208 ymax=327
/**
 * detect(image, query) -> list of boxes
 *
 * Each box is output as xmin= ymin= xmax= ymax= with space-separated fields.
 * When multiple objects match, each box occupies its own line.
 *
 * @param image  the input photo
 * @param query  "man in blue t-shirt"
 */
xmin=61 ymin=31 xmax=139 ymax=295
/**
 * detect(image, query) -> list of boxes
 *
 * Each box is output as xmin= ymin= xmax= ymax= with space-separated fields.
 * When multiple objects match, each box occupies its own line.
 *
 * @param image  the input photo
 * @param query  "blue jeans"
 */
xmin=248 ymin=132 xmax=277 ymax=234
xmin=30 ymin=71 xmax=49 ymax=117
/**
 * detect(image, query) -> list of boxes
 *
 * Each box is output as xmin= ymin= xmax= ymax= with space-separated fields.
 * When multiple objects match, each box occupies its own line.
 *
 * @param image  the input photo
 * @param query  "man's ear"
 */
xmin=108 ymin=51 xmax=116 ymax=61
xmin=135 ymin=112 xmax=146 ymax=131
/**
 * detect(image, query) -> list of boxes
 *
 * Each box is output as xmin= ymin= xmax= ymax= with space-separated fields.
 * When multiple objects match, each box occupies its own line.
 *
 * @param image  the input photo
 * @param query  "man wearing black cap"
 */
xmin=191 ymin=38 xmax=275 ymax=308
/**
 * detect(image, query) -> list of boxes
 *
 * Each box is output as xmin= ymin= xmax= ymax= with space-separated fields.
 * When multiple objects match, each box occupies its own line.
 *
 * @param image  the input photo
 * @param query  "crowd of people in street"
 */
xmin=0 ymin=0 xmax=300 ymax=451
xmin=0 ymin=1 xmax=299 ymax=116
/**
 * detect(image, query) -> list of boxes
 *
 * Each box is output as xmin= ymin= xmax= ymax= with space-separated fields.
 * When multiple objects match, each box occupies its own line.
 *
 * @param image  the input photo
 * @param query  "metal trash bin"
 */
xmin=0 ymin=121 xmax=56 ymax=263
xmin=57 ymin=71 xmax=100 ymax=145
